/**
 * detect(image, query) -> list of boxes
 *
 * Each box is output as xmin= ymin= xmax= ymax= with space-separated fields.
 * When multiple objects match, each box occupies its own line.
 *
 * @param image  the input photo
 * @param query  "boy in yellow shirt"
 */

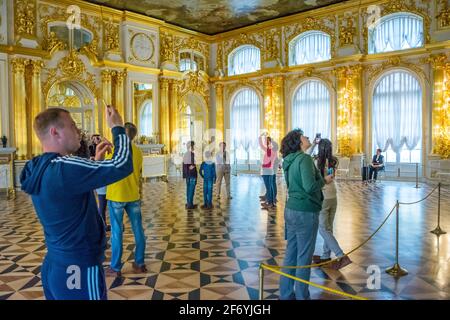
xmin=105 ymin=122 xmax=147 ymax=277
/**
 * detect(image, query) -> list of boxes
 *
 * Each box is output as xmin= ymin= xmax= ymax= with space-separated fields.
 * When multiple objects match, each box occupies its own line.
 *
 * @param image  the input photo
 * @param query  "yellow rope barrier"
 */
xmin=261 ymin=264 xmax=368 ymax=300
xmin=268 ymin=203 xmax=398 ymax=270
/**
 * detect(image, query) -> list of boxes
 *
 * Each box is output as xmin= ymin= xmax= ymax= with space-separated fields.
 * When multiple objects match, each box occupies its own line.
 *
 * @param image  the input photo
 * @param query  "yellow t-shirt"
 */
xmin=106 ymin=143 xmax=143 ymax=202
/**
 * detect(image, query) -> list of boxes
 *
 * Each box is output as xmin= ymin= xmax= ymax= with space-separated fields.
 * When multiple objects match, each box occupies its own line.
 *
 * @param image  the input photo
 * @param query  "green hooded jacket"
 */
xmin=283 ymin=151 xmax=325 ymax=212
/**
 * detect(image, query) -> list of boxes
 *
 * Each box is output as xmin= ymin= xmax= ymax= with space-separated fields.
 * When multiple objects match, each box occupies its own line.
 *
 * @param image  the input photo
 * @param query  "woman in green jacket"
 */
xmin=279 ymin=129 xmax=333 ymax=300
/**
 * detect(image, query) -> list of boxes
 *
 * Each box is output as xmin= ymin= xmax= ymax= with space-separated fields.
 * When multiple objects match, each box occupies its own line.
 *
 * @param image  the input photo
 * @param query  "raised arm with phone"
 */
xmin=19 ymin=103 xmax=132 ymax=300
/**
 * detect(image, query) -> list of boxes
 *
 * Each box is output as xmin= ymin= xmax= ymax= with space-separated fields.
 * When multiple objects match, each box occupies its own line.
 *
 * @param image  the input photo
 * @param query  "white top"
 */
xmin=323 ymin=180 xmax=337 ymax=199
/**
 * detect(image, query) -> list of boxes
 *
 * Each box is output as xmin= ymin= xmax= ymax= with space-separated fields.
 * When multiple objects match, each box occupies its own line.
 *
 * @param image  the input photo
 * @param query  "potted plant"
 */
xmin=1 ymin=135 xmax=7 ymax=148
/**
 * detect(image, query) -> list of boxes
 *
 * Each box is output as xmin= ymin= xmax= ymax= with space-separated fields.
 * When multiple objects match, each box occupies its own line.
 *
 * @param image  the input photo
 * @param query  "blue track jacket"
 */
xmin=20 ymin=127 xmax=133 ymax=266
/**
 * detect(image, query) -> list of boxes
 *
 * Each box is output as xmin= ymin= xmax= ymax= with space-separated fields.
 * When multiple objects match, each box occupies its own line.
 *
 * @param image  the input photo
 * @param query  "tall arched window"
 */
xmin=292 ymin=80 xmax=331 ymax=140
xmin=369 ymin=13 xmax=424 ymax=54
xmin=228 ymin=45 xmax=260 ymax=76
xmin=231 ymin=88 xmax=260 ymax=162
xmin=139 ymin=100 xmax=152 ymax=137
xmin=289 ymin=31 xmax=331 ymax=66
xmin=372 ymin=71 xmax=422 ymax=164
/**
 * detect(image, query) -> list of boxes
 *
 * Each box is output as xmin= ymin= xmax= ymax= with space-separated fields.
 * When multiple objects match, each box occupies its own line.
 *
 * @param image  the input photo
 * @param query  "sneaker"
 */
xmin=105 ymin=267 xmax=121 ymax=277
xmin=208 ymin=204 xmax=214 ymax=209
xmin=259 ymin=195 xmax=266 ymax=201
xmin=132 ymin=262 xmax=148 ymax=273
xmin=330 ymin=256 xmax=352 ymax=270
xmin=186 ymin=205 xmax=195 ymax=210
xmin=200 ymin=205 xmax=208 ymax=209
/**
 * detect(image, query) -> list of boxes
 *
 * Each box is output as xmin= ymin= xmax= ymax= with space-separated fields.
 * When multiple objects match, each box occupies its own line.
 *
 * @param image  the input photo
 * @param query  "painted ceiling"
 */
xmin=84 ymin=0 xmax=348 ymax=35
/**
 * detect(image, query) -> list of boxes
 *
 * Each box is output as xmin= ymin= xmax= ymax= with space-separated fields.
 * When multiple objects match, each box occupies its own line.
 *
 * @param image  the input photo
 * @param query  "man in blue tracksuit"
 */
xmin=20 ymin=105 xmax=132 ymax=300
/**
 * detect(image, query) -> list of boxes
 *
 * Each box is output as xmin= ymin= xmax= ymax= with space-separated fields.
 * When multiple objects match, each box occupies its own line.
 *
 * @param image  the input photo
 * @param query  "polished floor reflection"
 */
xmin=0 ymin=175 xmax=449 ymax=300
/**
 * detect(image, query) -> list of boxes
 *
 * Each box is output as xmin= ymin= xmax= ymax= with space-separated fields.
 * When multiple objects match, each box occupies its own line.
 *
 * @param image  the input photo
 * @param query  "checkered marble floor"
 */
xmin=0 ymin=174 xmax=450 ymax=300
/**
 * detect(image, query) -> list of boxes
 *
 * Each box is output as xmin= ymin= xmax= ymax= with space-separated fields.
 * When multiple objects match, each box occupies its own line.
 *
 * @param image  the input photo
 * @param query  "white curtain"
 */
xmin=231 ymin=88 xmax=260 ymax=158
xmin=369 ymin=13 xmax=423 ymax=54
xmin=179 ymin=58 xmax=198 ymax=72
xmin=292 ymin=80 xmax=331 ymax=140
xmin=289 ymin=31 xmax=331 ymax=66
xmin=373 ymin=71 xmax=422 ymax=153
xmin=228 ymin=45 xmax=260 ymax=76
xmin=139 ymin=100 xmax=152 ymax=137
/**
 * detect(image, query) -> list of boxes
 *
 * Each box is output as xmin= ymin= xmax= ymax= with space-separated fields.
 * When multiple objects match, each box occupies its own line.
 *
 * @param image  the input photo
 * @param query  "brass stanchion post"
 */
xmin=259 ymin=265 xmax=265 ymax=300
xmin=431 ymin=183 xmax=446 ymax=235
xmin=386 ymin=200 xmax=408 ymax=277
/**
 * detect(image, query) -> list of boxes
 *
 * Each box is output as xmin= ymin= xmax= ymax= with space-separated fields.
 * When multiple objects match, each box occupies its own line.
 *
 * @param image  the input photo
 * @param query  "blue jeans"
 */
xmin=280 ymin=208 xmax=319 ymax=300
xmin=108 ymin=200 xmax=146 ymax=271
xmin=186 ymin=178 xmax=197 ymax=207
xmin=203 ymin=178 xmax=214 ymax=206
xmin=272 ymin=174 xmax=277 ymax=202
xmin=262 ymin=175 xmax=274 ymax=204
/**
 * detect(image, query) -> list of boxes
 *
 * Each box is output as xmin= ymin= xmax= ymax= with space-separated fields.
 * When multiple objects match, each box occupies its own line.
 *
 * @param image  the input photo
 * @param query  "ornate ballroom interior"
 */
xmin=0 ymin=0 xmax=450 ymax=300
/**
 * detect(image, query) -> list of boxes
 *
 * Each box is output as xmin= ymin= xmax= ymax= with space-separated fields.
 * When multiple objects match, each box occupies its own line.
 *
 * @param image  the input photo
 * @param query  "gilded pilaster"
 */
xmin=30 ymin=60 xmax=43 ymax=156
xmin=263 ymin=78 xmax=274 ymax=133
xmin=160 ymin=78 xmax=170 ymax=153
xmin=101 ymin=69 xmax=112 ymax=141
xmin=214 ymin=83 xmax=224 ymax=140
xmin=11 ymin=58 xmax=28 ymax=159
xmin=169 ymin=80 xmax=179 ymax=153
xmin=335 ymin=65 xmax=362 ymax=157
xmin=115 ymin=70 xmax=126 ymax=121
xmin=429 ymin=54 xmax=450 ymax=158
xmin=272 ymin=76 xmax=285 ymax=142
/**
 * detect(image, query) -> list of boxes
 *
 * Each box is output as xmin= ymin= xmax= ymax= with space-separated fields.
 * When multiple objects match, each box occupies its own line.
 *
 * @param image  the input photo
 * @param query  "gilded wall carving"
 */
xmin=42 ymin=51 xmax=98 ymax=100
xmin=160 ymin=32 xmax=174 ymax=63
xmin=438 ymin=0 xmax=450 ymax=29
xmin=103 ymin=18 xmax=120 ymax=53
xmin=38 ymin=3 xmax=101 ymax=57
xmin=178 ymin=71 xmax=210 ymax=103
xmin=339 ymin=15 xmax=356 ymax=46
xmin=224 ymin=78 xmax=263 ymax=108
xmin=285 ymin=68 xmax=335 ymax=96
xmin=263 ymin=28 xmax=281 ymax=62
xmin=365 ymin=56 xmax=429 ymax=86
xmin=15 ymin=0 xmax=37 ymax=38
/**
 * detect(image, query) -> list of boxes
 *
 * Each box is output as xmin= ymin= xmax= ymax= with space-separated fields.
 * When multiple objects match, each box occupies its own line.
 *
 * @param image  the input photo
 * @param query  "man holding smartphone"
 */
xmin=20 ymin=104 xmax=132 ymax=300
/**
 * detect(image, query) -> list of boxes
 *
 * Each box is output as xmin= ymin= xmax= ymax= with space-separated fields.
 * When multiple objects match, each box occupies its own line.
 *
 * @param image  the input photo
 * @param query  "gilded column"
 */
xmin=169 ymin=80 xmax=179 ymax=153
xmin=159 ymin=78 xmax=170 ymax=153
xmin=115 ymin=70 xmax=126 ymax=121
xmin=273 ymin=76 xmax=285 ymax=142
xmin=335 ymin=66 xmax=362 ymax=157
xmin=11 ymin=58 xmax=28 ymax=159
xmin=30 ymin=60 xmax=43 ymax=156
xmin=351 ymin=65 xmax=363 ymax=154
xmin=429 ymin=54 xmax=450 ymax=158
xmin=101 ymin=69 xmax=112 ymax=141
xmin=214 ymin=83 xmax=224 ymax=141
xmin=263 ymin=78 xmax=273 ymax=133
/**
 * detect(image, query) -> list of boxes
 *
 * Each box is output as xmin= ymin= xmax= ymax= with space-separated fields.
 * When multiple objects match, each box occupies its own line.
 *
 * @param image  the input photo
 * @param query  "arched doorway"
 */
xmin=178 ymin=92 xmax=208 ymax=155
xmin=46 ymin=81 xmax=96 ymax=134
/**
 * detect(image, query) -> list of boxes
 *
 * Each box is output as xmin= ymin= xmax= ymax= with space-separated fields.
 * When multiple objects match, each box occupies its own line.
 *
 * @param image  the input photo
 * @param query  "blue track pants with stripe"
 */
xmin=41 ymin=257 xmax=107 ymax=300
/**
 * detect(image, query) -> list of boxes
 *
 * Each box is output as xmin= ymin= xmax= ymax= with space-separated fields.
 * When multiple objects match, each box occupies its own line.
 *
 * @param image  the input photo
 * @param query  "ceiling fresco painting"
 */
xmin=84 ymin=0 xmax=347 ymax=35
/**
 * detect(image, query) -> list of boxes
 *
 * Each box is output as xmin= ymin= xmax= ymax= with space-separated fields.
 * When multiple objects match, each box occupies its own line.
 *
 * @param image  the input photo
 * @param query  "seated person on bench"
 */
xmin=369 ymin=149 xmax=384 ymax=181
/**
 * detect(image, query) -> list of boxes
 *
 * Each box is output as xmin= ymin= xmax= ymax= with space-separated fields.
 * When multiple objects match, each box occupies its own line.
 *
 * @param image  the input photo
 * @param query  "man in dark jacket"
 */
xmin=20 ymin=105 xmax=132 ymax=300
xmin=369 ymin=148 xmax=384 ymax=181
xmin=183 ymin=140 xmax=198 ymax=209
